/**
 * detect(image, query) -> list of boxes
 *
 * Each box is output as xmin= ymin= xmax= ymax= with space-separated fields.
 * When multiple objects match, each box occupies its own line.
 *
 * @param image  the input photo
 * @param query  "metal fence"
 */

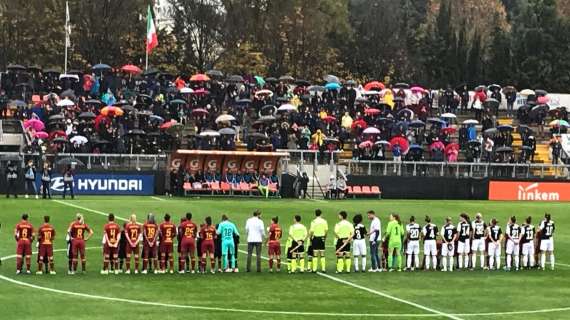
xmin=343 ymin=160 xmax=570 ymax=179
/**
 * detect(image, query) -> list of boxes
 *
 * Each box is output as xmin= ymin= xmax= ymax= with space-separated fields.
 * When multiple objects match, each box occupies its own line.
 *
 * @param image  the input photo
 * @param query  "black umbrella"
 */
xmin=265 ymin=77 xmax=278 ymax=83
xmin=496 ymin=146 xmax=513 ymax=153
xmin=122 ymin=105 xmax=136 ymax=113
xmin=219 ymin=128 xmax=236 ymax=135
xmin=248 ymin=132 xmax=267 ymax=140
xmin=488 ymin=84 xmax=502 ymax=92
xmin=227 ymin=75 xmax=244 ymax=82
xmin=92 ymin=63 xmax=111 ymax=71
xmin=295 ymin=79 xmax=311 ymax=86
xmin=484 ymin=128 xmax=498 ymax=135
xmin=49 ymin=114 xmax=65 ymax=121
xmin=206 ymin=70 xmax=224 ymax=78
xmin=7 ymin=64 xmax=26 ymax=71
xmin=78 ymin=111 xmax=96 ymax=119
xmin=484 ymin=98 xmax=499 ymax=108
xmin=468 ymin=140 xmax=481 ymax=147
xmin=531 ymin=104 xmax=549 ymax=114
xmin=521 ymin=145 xmax=533 ymax=151
xmin=27 ymin=65 xmax=42 ymax=72
xmin=60 ymin=89 xmax=75 ymax=99
xmin=169 ymin=99 xmax=187 ymax=105
xmin=279 ymin=75 xmax=294 ymax=82
xmin=535 ymin=89 xmax=548 ymax=97
xmin=43 ymin=68 xmax=61 ymax=75
xmin=394 ymin=83 xmax=410 ymax=89
xmin=92 ymin=139 xmax=111 ymax=145
xmin=127 ymin=129 xmax=146 ymax=136
xmin=143 ymin=68 xmax=159 ymax=76
xmin=9 ymin=100 xmax=27 ymax=108
xmin=56 ymin=157 xmax=85 ymax=167
xmin=236 ymin=98 xmax=252 ymax=105
xmin=85 ymin=99 xmax=102 ymax=106
xmin=497 ymin=125 xmax=514 ymax=132
xmin=52 ymin=136 xmax=68 ymax=144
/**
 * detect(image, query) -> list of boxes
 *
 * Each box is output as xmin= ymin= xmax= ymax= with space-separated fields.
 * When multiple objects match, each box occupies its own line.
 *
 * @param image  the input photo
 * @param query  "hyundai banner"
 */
xmin=38 ymin=173 xmax=155 ymax=195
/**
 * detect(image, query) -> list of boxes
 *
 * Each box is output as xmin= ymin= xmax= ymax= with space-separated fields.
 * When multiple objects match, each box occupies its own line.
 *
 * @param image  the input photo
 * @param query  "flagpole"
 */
xmin=64 ymin=1 xmax=69 ymax=74
xmin=145 ymin=49 xmax=148 ymax=71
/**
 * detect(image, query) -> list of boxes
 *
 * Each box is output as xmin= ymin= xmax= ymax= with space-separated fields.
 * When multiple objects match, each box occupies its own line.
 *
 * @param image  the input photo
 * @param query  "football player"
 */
xmin=405 ymin=216 xmax=420 ymax=271
xmin=457 ymin=213 xmax=471 ymax=270
xmin=288 ymin=215 xmax=308 ymax=274
xmin=521 ymin=216 xmax=536 ymax=269
xmin=266 ymin=216 xmax=282 ymax=272
xmin=37 ymin=216 xmax=56 ymax=275
xmin=440 ymin=217 xmax=457 ymax=272
xmin=487 ymin=218 xmax=502 ymax=270
xmin=471 ymin=213 xmax=487 ymax=270
xmin=309 ymin=209 xmax=328 ymax=273
xmin=421 ymin=215 xmax=438 ymax=270
xmin=335 ymin=211 xmax=354 ymax=273
xmin=352 ymin=214 xmax=367 ymax=272
xmin=102 ymin=214 xmax=121 ymax=275
xmin=538 ymin=213 xmax=555 ymax=271
xmin=14 ymin=213 xmax=34 ymax=274
xmin=505 ymin=216 xmax=521 ymax=271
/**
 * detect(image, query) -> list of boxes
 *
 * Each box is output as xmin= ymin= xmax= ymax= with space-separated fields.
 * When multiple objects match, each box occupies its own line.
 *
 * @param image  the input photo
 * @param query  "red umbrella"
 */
xmin=358 ymin=141 xmax=373 ymax=149
xmin=441 ymin=127 xmax=457 ymax=135
xmin=34 ymin=131 xmax=49 ymax=139
xmin=323 ymin=115 xmax=336 ymax=123
xmin=190 ymin=74 xmax=211 ymax=82
xmin=24 ymin=119 xmax=45 ymax=131
xmin=100 ymin=106 xmax=124 ymax=117
xmin=430 ymin=140 xmax=445 ymax=151
xmin=445 ymin=143 xmax=460 ymax=153
xmin=192 ymin=108 xmax=209 ymax=116
xmin=364 ymin=108 xmax=381 ymax=116
xmin=94 ymin=114 xmax=110 ymax=130
xmin=364 ymin=81 xmax=385 ymax=91
xmin=389 ymin=136 xmax=409 ymax=153
xmin=121 ymin=64 xmax=142 ymax=74
xmin=351 ymin=119 xmax=367 ymax=129
xmin=160 ymin=120 xmax=178 ymax=130
xmin=191 ymin=88 xmax=210 ymax=95
xmin=49 ymin=130 xmax=67 ymax=139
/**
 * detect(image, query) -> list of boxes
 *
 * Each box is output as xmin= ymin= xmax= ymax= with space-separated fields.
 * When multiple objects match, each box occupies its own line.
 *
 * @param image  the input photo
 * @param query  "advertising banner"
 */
xmin=223 ymin=155 xmax=241 ymax=174
xmin=184 ymin=154 xmax=204 ymax=172
xmin=203 ymin=155 xmax=223 ymax=172
xmin=259 ymin=157 xmax=278 ymax=173
xmin=37 ymin=173 xmax=155 ymax=195
xmin=240 ymin=157 xmax=259 ymax=172
xmin=489 ymin=181 xmax=570 ymax=201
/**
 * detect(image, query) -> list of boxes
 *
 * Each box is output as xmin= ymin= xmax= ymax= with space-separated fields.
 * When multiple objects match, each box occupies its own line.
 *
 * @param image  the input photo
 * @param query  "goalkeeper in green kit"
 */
xmin=383 ymin=213 xmax=405 ymax=272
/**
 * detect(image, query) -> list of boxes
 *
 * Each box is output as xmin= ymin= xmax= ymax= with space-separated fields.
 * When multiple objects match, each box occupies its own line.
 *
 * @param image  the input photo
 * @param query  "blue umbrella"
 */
xmin=325 ymin=82 xmax=341 ymax=91
xmin=409 ymin=120 xmax=426 ymax=128
xmin=92 ymin=63 xmax=111 ymax=71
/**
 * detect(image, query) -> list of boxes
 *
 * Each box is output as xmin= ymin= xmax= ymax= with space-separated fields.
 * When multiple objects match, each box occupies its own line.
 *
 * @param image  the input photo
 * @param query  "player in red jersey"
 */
xmin=37 ymin=215 xmax=56 ymax=275
xmin=142 ymin=214 xmax=159 ymax=274
xmin=102 ymin=213 xmax=121 ymax=275
xmin=267 ymin=216 xmax=282 ymax=272
xmin=199 ymin=216 xmax=217 ymax=274
xmin=124 ymin=214 xmax=142 ymax=274
xmin=159 ymin=213 xmax=177 ymax=274
xmin=14 ymin=214 xmax=34 ymax=274
xmin=179 ymin=212 xmax=198 ymax=274
xmin=68 ymin=213 xmax=93 ymax=274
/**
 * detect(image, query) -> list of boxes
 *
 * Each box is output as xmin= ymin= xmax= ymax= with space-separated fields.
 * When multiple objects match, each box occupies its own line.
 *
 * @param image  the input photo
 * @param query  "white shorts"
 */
xmin=441 ymin=243 xmax=455 ymax=257
xmin=424 ymin=240 xmax=437 ymax=256
xmin=458 ymin=240 xmax=470 ymax=254
xmin=353 ymin=239 xmax=367 ymax=256
xmin=540 ymin=239 xmax=554 ymax=252
xmin=522 ymin=242 xmax=534 ymax=256
xmin=488 ymin=242 xmax=501 ymax=256
xmin=506 ymin=240 xmax=520 ymax=255
xmin=406 ymin=240 xmax=420 ymax=255
xmin=471 ymin=238 xmax=485 ymax=252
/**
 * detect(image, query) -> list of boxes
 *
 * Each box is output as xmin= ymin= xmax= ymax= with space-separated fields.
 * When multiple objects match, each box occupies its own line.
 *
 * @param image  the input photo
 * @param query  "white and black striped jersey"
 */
xmin=506 ymin=223 xmax=521 ymax=241
xmin=422 ymin=223 xmax=438 ymax=240
xmin=406 ymin=223 xmax=421 ymax=241
xmin=442 ymin=224 xmax=457 ymax=242
xmin=488 ymin=225 xmax=502 ymax=242
xmin=539 ymin=220 xmax=555 ymax=240
xmin=353 ymin=223 xmax=368 ymax=240
xmin=457 ymin=221 xmax=471 ymax=242
xmin=472 ymin=220 xmax=487 ymax=239
xmin=522 ymin=224 xmax=535 ymax=242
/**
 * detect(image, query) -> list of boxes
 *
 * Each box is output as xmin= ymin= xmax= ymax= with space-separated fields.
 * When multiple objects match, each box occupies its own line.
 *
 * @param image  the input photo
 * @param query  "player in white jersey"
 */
xmin=486 ymin=218 xmax=503 ymax=270
xmin=405 ymin=216 xmax=421 ymax=271
xmin=441 ymin=217 xmax=457 ymax=272
xmin=521 ymin=216 xmax=536 ymax=269
xmin=352 ymin=214 xmax=368 ymax=272
xmin=471 ymin=213 xmax=487 ymax=270
xmin=421 ymin=216 xmax=438 ymax=270
xmin=538 ymin=213 xmax=555 ymax=271
xmin=505 ymin=216 xmax=521 ymax=271
xmin=456 ymin=213 xmax=471 ymax=270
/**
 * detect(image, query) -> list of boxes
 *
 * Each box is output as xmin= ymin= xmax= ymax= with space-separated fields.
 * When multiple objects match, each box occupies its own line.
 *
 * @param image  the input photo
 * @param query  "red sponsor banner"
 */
xmin=223 ymin=155 xmax=241 ymax=174
xmin=203 ymin=155 xmax=223 ymax=172
xmin=240 ymin=157 xmax=259 ymax=172
xmin=169 ymin=152 xmax=186 ymax=170
xmin=184 ymin=154 xmax=204 ymax=172
xmin=489 ymin=181 xmax=570 ymax=201
xmin=259 ymin=157 xmax=278 ymax=173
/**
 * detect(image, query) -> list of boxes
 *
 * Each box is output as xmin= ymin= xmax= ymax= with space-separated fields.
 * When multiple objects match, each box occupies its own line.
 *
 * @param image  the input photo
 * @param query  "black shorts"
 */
xmin=307 ymin=245 xmax=314 ymax=257
xmin=336 ymin=239 xmax=350 ymax=253
xmin=214 ymin=240 xmax=221 ymax=258
xmin=311 ymin=237 xmax=325 ymax=251
xmin=288 ymin=241 xmax=305 ymax=255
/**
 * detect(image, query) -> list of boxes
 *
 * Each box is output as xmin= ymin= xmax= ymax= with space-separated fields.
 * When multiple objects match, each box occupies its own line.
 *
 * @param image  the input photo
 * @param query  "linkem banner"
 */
xmin=35 ymin=173 xmax=155 ymax=195
xmin=489 ymin=181 xmax=570 ymax=201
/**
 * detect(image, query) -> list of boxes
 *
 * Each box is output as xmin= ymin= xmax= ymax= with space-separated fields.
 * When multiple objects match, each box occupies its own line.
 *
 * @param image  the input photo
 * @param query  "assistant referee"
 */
xmin=309 ymin=209 xmax=328 ymax=273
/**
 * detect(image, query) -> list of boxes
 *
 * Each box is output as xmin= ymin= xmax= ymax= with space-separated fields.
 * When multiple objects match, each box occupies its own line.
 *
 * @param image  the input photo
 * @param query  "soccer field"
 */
xmin=0 ymin=197 xmax=569 ymax=320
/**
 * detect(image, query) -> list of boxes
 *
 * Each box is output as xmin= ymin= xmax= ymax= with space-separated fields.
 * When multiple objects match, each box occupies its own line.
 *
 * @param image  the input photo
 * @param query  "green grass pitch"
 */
xmin=0 ymin=197 xmax=569 ymax=320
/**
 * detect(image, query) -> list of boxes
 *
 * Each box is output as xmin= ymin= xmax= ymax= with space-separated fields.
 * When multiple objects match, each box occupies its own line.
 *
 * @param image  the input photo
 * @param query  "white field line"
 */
xmin=151 ymin=196 xmax=165 ymax=201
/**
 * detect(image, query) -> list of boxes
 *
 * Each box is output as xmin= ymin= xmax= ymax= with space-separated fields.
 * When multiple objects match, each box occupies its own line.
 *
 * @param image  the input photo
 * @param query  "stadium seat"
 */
xmin=370 ymin=186 xmax=382 ymax=199
xmin=210 ymin=182 xmax=221 ymax=195
xmin=346 ymin=185 xmax=352 ymax=194
xmin=183 ymin=182 xmax=192 ymax=191
xmin=269 ymin=183 xmax=278 ymax=196
xmin=351 ymin=186 xmax=362 ymax=198
xmin=239 ymin=182 xmax=251 ymax=195
xmin=221 ymin=182 xmax=231 ymax=194
xmin=361 ymin=186 xmax=372 ymax=194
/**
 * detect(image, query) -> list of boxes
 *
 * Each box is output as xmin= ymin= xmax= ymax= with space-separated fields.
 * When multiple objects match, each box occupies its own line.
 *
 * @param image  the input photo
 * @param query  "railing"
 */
xmin=276 ymin=149 xmax=343 ymax=166
xmin=343 ymin=160 xmax=570 ymax=179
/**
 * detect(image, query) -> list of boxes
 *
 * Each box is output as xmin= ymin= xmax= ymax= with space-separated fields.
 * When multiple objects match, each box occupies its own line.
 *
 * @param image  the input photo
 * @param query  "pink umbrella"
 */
xmin=34 ymin=131 xmax=49 ymax=139
xmin=430 ymin=140 xmax=445 ymax=151
xmin=537 ymin=96 xmax=549 ymax=104
xmin=365 ymin=108 xmax=381 ymax=116
xmin=358 ymin=141 xmax=373 ymax=149
xmin=24 ymin=119 xmax=45 ymax=131
xmin=323 ymin=115 xmax=337 ymax=123
xmin=192 ymin=108 xmax=209 ymax=116
xmin=191 ymin=88 xmax=209 ymax=95
xmin=411 ymin=86 xmax=425 ymax=93
xmin=362 ymin=127 xmax=381 ymax=134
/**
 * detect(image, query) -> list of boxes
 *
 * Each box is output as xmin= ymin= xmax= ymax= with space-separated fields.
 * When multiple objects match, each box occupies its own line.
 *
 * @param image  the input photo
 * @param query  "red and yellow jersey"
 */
xmin=159 ymin=222 xmax=177 ymax=244
xmin=125 ymin=223 xmax=141 ymax=242
xmin=38 ymin=224 xmax=55 ymax=245
xmin=69 ymin=222 xmax=91 ymax=240
xmin=104 ymin=222 xmax=121 ymax=245
xmin=199 ymin=225 xmax=217 ymax=242
xmin=143 ymin=223 xmax=158 ymax=242
xmin=268 ymin=223 xmax=282 ymax=243
xmin=14 ymin=221 xmax=34 ymax=242
xmin=180 ymin=221 xmax=197 ymax=240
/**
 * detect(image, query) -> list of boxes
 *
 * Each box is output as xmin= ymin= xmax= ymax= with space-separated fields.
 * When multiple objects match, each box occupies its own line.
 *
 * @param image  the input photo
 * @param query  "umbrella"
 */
xmin=265 ymin=77 xmax=278 ymax=83
xmin=85 ymin=99 xmax=102 ymax=106
xmin=325 ymin=82 xmax=341 ymax=91
xmin=191 ymin=88 xmax=209 ymax=95
xmin=252 ymin=76 xmax=266 ymax=86
xmin=549 ymin=119 xmax=570 ymax=127
xmin=358 ymin=141 xmax=373 ymax=149
xmin=236 ymin=98 xmax=253 ymax=105
xmin=56 ymin=157 xmax=85 ymax=167
xmin=160 ymin=120 xmax=179 ymax=130
xmin=409 ymin=120 xmax=425 ymax=128
xmin=56 ymin=99 xmax=75 ymax=107
xmin=70 ymin=135 xmax=88 ymax=145
xmin=393 ymin=96 xmax=405 ymax=103
xmin=521 ymin=146 xmax=533 ymax=151
xmin=462 ymin=119 xmax=479 ymax=125
xmin=362 ymin=127 xmax=381 ymax=134
xmin=259 ymin=115 xmax=276 ymax=123
xmin=248 ymin=132 xmax=267 ymax=140
xmin=531 ymin=104 xmax=549 ymax=114
xmin=488 ymin=84 xmax=502 ymax=91
xmin=441 ymin=113 xmax=456 ymax=119
xmin=323 ymin=75 xmax=340 ymax=84
xmin=215 ymin=114 xmax=236 ymax=123
xmin=190 ymin=74 xmax=210 ymax=82
xmin=393 ymin=83 xmax=410 ymax=89
xmin=323 ymin=115 xmax=336 ymax=123
xmin=355 ymin=97 xmax=368 ymax=103
xmin=363 ymin=90 xmax=381 ymax=95
xmin=307 ymin=85 xmax=325 ymax=93
xmin=143 ymin=68 xmax=159 ymax=76
xmin=278 ymin=104 xmax=297 ymax=112
xmin=169 ymin=99 xmax=187 ymax=105
xmin=179 ymin=87 xmax=194 ymax=94
xmin=166 ymin=124 xmax=184 ymax=135
xmin=200 ymin=130 xmax=221 ymax=137
xmin=484 ymin=98 xmax=499 ymax=108
xmin=375 ymin=140 xmax=391 ymax=147
xmin=468 ymin=140 xmax=481 ymax=147
xmin=206 ymin=70 xmax=224 ymax=78
xmin=445 ymin=143 xmax=460 ymax=153
xmin=409 ymin=144 xmax=423 ymax=152
xmin=364 ymin=108 xmax=381 ymax=116
xmin=52 ymin=136 xmax=68 ymax=144
xmin=410 ymin=86 xmax=425 ymax=93
xmin=427 ymin=118 xmax=446 ymax=126
xmin=9 ymin=100 xmax=26 ymax=108
xmin=121 ymin=64 xmax=142 ymax=74
xmin=398 ymin=108 xmax=414 ymax=118
xmin=43 ymin=68 xmax=61 ymax=75
xmin=484 ymin=128 xmax=498 ymax=135
xmin=34 ymin=131 xmax=49 ymax=139
xmin=279 ymin=75 xmax=294 ymax=82
xmin=59 ymin=74 xmax=79 ymax=81
xmin=475 ymin=85 xmax=487 ymax=92
xmin=345 ymin=79 xmax=357 ymax=86
xmin=517 ymin=125 xmax=533 ymax=134
xmin=78 ymin=111 xmax=96 ymax=119
xmin=219 ymin=128 xmax=236 ymax=135
xmin=100 ymin=106 xmax=124 ymax=117
xmin=24 ymin=119 xmax=45 ymax=131
xmin=497 ymin=125 xmax=514 ymax=132
xmin=126 ymin=129 xmax=146 ymax=136
xmin=351 ymin=119 xmax=367 ymax=129
xmin=441 ymin=127 xmax=456 ymax=135
xmin=535 ymin=89 xmax=548 ymax=97
xmin=502 ymin=86 xmax=516 ymax=93
xmin=537 ymin=96 xmax=549 ymax=104
xmin=255 ymin=89 xmax=273 ymax=97
xmin=496 ymin=146 xmax=513 ymax=153
xmin=149 ymin=115 xmax=165 ymax=124
xmin=48 ymin=114 xmax=65 ymax=122
xmin=227 ymin=75 xmax=244 ymax=82
xmin=7 ymin=64 xmax=26 ymax=71
xmin=520 ymin=89 xmax=535 ymax=96
xmin=192 ymin=108 xmax=209 ymax=116
xmin=389 ymin=136 xmax=409 ymax=152
xmin=364 ymin=81 xmax=385 ymax=91
xmin=60 ymin=89 xmax=75 ymax=99
xmin=294 ymin=79 xmax=311 ymax=87
xmin=92 ymin=63 xmax=111 ymax=71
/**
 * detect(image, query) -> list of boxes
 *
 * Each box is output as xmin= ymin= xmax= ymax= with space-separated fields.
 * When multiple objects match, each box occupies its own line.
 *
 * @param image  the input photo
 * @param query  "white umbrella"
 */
xmin=70 ymin=135 xmax=88 ymax=145
xmin=462 ymin=119 xmax=479 ymax=125
xmin=362 ymin=90 xmax=381 ymax=95
xmin=215 ymin=114 xmax=236 ymax=123
xmin=57 ymin=99 xmax=75 ymax=107
xmin=255 ymin=89 xmax=274 ymax=97
xmin=59 ymin=74 xmax=79 ymax=81
xmin=199 ymin=130 xmax=221 ymax=137
xmin=277 ymin=104 xmax=297 ymax=112
xmin=180 ymin=87 xmax=193 ymax=94
xmin=520 ymin=89 xmax=535 ymax=96
xmin=363 ymin=127 xmax=381 ymax=134
xmin=441 ymin=113 xmax=457 ymax=119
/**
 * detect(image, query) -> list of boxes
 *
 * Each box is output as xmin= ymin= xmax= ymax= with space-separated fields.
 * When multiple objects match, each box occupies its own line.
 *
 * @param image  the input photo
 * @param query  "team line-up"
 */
xmin=10 ymin=209 xmax=556 ymax=275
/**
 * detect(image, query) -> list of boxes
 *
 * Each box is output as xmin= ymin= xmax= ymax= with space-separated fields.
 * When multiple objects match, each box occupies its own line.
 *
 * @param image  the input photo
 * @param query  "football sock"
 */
xmin=415 ymin=255 xmax=419 ymax=268
xmin=362 ymin=257 xmax=366 ymax=270
xmin=354 ymin=258 xmax=359 ymax=271
xmin=49 ymin=261 xmax=54 ymax=271
xmin=514 ymin=255 xmax=519 ymax=269
xmin=16 ymin=257 xmax=22 ymax=271
xmin=221 ymin=254 xmax=227 ymax=270
xmin=210 ymin=258 xmax=215 ymax=271
xmin=277 ymin=258 xmax=281 ymax=270
xmin=307 ymin=259 xmax=312 ymax=271
xmin=191 ymin=257 xmax=196 ymax=271
xmin=458 ymin=256 xmax=463 ymax=269
xmin=143 ymin=259 xmax=148 ymax=271
xmin=464 ymin=255 xmax=469 ymax=268
xmin=320 ymin=257 xmax=326 ymax=271
xmin=287 ymin=259 xmax=292 ymax=272
xmin=506 ymin=255 xmax=511 ymax=268
xmin=495 ymin=254 xmax=501 ymax=269
xmin=442 ymin=257 xmax=447 ymax=270
xmin=425 ymin=256 xmax=430 ymax=270
xmin=529 ymin=255 xmax=535 ymax=267
xmin=431 ymin=256 xmax=437 ymax=270
xmin=397 ymin=255 xmax=402 ymax=269
xmin=25 ymin=257 xmax=31 ymax=270
xmin=345 ymin=257 xmax=351 ymax=272
xmin=522 ymin=255 xmax=528 ymax=267
xmin=541 ymin=253 xmax=546 ymax=269
xmin=230 ymin=256 xmax=236 ymax=269
xmin=406 ymin=254 xmax=412 ymax=268
xmin=336 ymin=257 xmax=343 ymax=272
xmin=81 ymin=261 xmax=86 ymax=271
xmin=388 ymin=255 xmax=393 ymax=269
xmin=291 ymin=259 xmax=297 ymax=272
xmin=550 ymin=254 xmax=555 ymax=270
xmin=471 ymin=255 xmax=476 ymax=268
xmin=489 ymin=255 xmax=495 ymax=269
xmin=299 ymin=258 xmax=305 ymax=271
xmin=449 ymin=257 xmax=454 ymax=271
xmin=269 ymin=258 xmax=273 ymax=269
xmin=480 ymin=253 xmax=485 ymax=268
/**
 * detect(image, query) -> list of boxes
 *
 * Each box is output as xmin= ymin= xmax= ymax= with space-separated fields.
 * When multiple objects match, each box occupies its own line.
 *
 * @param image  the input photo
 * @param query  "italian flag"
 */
xmin=146 ymin=5 xmax=158 ymax=54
